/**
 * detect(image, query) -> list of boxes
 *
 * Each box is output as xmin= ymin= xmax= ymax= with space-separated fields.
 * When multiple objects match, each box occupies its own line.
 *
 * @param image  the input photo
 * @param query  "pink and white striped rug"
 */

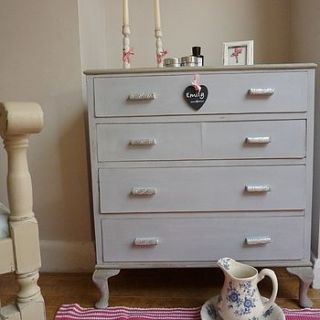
xmin=54 ymin=304 xmax=320 ymax=320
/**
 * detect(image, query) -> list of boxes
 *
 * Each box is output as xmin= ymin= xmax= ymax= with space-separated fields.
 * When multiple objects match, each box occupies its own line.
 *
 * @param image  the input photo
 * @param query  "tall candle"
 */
xmin=154 ymin=0 xmax=161 ymax=30
xmin=123 ymin=0 xmax=129 ymax=25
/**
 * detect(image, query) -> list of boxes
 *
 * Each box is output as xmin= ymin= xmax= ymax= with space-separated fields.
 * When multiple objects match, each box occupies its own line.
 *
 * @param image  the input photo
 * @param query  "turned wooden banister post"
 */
xmin=0 ymin=102 xmax=46 ymax=320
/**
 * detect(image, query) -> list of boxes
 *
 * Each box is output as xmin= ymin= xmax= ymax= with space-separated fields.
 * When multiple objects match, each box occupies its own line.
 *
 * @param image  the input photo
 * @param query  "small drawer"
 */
xmin=98 ymin=165 xmax=305 ymax=213
xmin=94 ymin=71 xmax=308 ymax=117
xmin=97 ymin=122 xmax=202 ymax=162
xmin=203 ymin=119 xmax=305 ymax=160
xmin=100 ymin=215 xmax=304 ymax=262
xmin=96 ymin=120 xmax=305 ymax=162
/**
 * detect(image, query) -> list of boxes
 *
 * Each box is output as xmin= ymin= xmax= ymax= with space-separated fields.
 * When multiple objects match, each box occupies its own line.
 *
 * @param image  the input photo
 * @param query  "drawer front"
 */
xmin=99 ymin=165 xmax=305 ymax=213
xmin=94 ymin=71 xmax=308 ymax=117
xmin=97 ymin=120 xmax=305 ymax=162
xmin=101 ymin=216 xmax=304 ymax=262
xmin=97 ymin=122 xmax=202 ymax=161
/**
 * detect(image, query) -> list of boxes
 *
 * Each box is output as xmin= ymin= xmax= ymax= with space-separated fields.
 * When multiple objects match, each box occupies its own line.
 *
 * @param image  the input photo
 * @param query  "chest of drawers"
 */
xmin=86 ymin=64 xmax=316 ymax=309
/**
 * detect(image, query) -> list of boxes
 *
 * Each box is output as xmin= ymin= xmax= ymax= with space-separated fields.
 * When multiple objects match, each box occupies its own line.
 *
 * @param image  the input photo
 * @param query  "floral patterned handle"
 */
xmin=258 ymin=268 xmax=278 ymax=312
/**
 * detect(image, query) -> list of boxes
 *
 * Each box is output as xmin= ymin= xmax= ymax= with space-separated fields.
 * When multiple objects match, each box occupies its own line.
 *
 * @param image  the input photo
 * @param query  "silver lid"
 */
xmin=164 ymin=57 xmax=180 ymax=65
xmin=181 ymin=55 xmax=202 ymax=63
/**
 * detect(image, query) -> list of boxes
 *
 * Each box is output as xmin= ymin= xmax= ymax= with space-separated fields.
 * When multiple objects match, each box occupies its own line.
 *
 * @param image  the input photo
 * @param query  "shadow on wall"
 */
xmin=58 ymin=107 xmax=93 ymax=242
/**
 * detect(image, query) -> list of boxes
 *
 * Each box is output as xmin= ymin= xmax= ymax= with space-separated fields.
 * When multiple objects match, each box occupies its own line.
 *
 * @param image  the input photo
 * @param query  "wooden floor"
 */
xmin=1 ymin=268 xmax=320 ymax=319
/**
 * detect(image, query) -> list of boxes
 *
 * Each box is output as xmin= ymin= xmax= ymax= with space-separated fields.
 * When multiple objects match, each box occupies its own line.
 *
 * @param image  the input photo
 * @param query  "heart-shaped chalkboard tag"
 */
xmin=183 ymin=85 xmax=208 ymax=111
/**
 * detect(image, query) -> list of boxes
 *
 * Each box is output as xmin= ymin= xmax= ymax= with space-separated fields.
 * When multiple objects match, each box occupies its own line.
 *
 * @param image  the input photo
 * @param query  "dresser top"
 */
xmin=84 ymin=63 xmax=317 ymax=75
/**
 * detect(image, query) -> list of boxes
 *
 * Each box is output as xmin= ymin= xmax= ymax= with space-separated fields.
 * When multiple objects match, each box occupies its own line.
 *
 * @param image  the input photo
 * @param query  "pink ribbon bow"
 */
xmin=123 ymin=48 xmax=134 ymax=63
xmin=192 ymin=74 xmax=202 ymax=92
xmin=156 ymin=50 xmax=168 ymax=64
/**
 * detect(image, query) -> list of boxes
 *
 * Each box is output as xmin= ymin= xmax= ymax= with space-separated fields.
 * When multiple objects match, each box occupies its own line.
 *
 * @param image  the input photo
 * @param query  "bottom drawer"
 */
xmin=101 ymin=215 xmax=305 ymax=263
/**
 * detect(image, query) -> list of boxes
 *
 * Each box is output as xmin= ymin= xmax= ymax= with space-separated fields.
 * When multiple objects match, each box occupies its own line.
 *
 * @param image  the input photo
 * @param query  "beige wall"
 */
xmin=104 ymin=0 xmax=291 ymax=68
xmin=0 ymin=0 xmax=94 ymax=270
xmin=78 ymin=0 xmax=108 ymax=103
xmin=0 ymin=0 xmax=294 ymax=271
xmin=290 ymin=0 xmax=320 ymax=63
xmin=290 ymin=0 xmax=320 ymax=262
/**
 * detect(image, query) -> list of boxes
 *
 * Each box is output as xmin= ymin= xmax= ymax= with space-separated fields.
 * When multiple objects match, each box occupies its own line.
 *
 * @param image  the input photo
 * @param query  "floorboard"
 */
xmin=1 ymin=268 xmax=320 ymax=319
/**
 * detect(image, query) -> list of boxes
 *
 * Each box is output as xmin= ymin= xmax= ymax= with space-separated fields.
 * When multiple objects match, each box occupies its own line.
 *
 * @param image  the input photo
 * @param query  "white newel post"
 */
xmin=0 ymin=102 xmax=45 ymax=320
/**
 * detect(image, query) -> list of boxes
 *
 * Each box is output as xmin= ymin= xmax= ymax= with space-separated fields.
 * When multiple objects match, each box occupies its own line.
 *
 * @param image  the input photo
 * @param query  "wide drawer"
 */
xmin=99 ymin=165 xmax=305 ymax=213
xmin=96 ymin=120 xmax=305 ymax=161
xmin=94 ymin=71 xmax=308 ymax=117
xmin=101 ymin=215 xmax=305 ymax=262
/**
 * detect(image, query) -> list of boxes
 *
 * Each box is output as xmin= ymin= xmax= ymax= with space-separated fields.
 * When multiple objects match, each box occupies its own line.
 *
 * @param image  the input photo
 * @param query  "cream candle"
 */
xmin=154 ymin=0 xmax=161 ymax=30
xmin=122 ymin=0 xmax=131 ymax=68
xmin=123 ymin=0 xmax=129 ymax=25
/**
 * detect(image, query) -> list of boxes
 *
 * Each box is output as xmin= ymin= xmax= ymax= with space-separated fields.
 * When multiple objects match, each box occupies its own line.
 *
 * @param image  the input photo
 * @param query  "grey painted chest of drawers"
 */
xmin=86 ymin=64 xmax=316 ymax=308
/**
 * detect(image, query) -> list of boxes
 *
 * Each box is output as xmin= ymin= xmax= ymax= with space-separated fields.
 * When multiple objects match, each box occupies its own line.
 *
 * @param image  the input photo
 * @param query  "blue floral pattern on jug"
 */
xmin=226 ymin=281 xmax=257 ymax=316
xmin=218 ymin=257 xmax=232 ymax=271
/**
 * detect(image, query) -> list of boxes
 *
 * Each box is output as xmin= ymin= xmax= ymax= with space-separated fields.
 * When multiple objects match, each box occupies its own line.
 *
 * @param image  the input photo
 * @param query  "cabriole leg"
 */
xmin=287 ymin=266 xmax=313 ymax=308
xmin=92 ymin=269 xmax=120 ymax=309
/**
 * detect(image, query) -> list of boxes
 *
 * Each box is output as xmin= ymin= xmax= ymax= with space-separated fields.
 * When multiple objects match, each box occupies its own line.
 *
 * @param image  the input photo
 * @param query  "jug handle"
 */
xmin=258 ymin=268 xmax=278 ymax=312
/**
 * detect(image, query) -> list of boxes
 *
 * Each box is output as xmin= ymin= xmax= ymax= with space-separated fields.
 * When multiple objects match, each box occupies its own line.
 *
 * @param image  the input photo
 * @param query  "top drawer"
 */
xmin=93 ymin=71 xmax=309 ymax=117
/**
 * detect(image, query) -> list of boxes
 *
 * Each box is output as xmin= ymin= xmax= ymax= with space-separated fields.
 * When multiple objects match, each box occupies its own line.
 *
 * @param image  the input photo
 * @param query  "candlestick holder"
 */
xmin=155 ymin=29 xmax=165 ymax=68
xmin=122 ymin=24 xmax=133 ymax=69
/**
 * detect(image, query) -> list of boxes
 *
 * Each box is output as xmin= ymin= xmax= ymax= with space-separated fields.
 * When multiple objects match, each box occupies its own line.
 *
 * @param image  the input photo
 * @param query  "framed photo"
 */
xmin=223 ymin=40 xmax=254 ymax=66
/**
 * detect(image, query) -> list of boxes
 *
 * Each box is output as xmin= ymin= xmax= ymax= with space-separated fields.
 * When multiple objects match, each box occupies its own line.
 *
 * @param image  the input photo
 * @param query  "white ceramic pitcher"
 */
xmin=216 ymin=257 xmax=278 ymax=320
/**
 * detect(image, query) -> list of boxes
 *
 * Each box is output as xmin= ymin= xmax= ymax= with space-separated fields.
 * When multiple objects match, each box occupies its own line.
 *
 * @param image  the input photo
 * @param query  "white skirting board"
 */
xmin=40 ymin=240 xmax=96 ymax=272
